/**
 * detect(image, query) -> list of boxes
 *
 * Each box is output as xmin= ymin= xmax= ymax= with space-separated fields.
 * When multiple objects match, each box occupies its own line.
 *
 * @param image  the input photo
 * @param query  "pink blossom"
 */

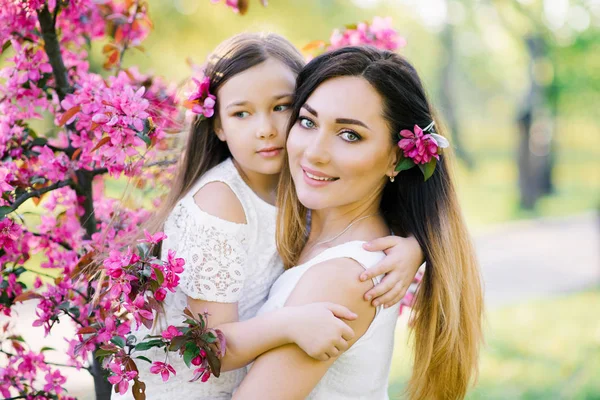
xmin=398 ymin=125 xmax=440 ymax=165
xmin=0 ymin=167 xmax=15 ymax=192
xmin=43 ymin=370 xmax=66 ymax=393
xmin=139 ymin=229 xmax=167 ymax=245
xmin=149 ymin=361 xmax=176 ymax=382
xmin=107 ymin=363 xmax=138 ymax=395
xmin=161 ymin=325 xmax=182 ymax=340
xmin=184 ymin=76 xmax=216 ymax=118
xmin=154 ymin=288 xmax=167 ymax=302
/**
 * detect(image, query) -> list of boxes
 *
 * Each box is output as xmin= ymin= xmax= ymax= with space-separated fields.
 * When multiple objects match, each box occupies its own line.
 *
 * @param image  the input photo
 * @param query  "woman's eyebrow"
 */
xmin=225 ymin=101 xmax=249 ymax=109
xmin=302 ymin=103 xmax=318 ymax=116
xmin=335 ymin=118 xmax=370 ymax=130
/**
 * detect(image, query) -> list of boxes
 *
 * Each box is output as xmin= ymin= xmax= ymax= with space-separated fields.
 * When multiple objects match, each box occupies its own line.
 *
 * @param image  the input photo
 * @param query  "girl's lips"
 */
xmin=257 ymin=147 xmax=283 ymax=158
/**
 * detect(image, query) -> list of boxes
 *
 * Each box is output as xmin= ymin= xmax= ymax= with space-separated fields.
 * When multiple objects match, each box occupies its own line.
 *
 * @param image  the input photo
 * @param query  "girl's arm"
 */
xmin=232 ymin=258 xmax=375 ymax=399
xmin=185 ymin=183 xmax=357 ymax=372
xmin=361 ymin=234 xmax=424 ymax=308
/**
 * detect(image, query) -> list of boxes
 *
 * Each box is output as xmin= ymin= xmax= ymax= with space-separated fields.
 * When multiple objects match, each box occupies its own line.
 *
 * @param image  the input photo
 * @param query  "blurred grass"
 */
xmin=388 ymin=289 xmax=600 ymax=399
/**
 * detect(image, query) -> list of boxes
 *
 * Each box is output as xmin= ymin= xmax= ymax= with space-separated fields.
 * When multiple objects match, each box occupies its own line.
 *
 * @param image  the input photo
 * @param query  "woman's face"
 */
xmin=215 ymin=58 xmax=297 ymax=177
xmin=287 ymin=76 xmax=399 ymax=211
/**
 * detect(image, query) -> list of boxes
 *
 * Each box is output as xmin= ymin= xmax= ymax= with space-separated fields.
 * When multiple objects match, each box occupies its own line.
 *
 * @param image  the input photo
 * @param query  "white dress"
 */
xmin=253 ymin=241 xmax=400 ymax=400
xmin=114 ymin=158 xmax=283 ymax=400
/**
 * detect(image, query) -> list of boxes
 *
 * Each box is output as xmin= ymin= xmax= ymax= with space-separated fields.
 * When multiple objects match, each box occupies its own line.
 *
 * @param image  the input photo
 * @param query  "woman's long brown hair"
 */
xmin=277 ymin=46 xmax=484 ymax=400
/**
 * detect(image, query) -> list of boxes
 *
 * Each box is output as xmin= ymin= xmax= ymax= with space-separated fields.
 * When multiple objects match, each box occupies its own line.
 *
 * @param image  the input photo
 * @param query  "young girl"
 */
xmin=115 ymin=33 xmax=424 ymax=399
xmin=234 ymin=46 xmax=484 ymax=399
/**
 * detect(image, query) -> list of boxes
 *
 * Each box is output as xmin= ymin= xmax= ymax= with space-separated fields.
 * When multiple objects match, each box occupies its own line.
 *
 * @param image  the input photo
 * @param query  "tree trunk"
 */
xmin=91 ymin=355 xmax=113 ymax=400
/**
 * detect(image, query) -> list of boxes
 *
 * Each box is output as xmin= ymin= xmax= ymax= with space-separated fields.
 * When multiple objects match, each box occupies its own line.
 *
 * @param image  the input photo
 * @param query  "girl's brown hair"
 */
xmin=277 ymin=46 xmax=483 ymax=400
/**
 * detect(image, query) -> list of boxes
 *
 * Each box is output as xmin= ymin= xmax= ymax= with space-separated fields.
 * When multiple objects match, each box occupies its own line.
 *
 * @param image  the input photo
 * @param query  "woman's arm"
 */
xmin=232 ymin=258 xmax=375 ymax=399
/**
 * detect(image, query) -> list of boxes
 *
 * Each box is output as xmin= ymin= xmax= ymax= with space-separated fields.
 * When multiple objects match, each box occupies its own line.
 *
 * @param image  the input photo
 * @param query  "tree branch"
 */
xmin=7 ymin=179 xmax=73 ymax=215
xmin=28 ymin=231 xmax=74 ymax=251
xmin=37 ymin=6 xmax=71 ymax=100
xmin=0 ymin=349 xmax=90 ymax=371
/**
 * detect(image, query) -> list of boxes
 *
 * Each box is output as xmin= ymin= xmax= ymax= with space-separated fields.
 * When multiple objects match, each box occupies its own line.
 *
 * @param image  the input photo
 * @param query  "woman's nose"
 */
xmin=304 ymin=132 xmax=331 ymax=164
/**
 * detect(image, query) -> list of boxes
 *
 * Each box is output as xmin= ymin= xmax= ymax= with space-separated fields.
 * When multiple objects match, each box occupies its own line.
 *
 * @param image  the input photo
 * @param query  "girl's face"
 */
xmin=215 ymin=58 xmax=297 ymax=177
xmin=287 ymin=76 xmax=399 ymax=211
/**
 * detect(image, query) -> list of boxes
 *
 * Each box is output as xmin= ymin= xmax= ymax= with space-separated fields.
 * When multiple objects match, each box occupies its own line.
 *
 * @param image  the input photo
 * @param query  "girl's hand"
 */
xmin=286 ymin=302 xmax=357 ymax=361
xmin=361 ymin=235 xmax=424 ymax=308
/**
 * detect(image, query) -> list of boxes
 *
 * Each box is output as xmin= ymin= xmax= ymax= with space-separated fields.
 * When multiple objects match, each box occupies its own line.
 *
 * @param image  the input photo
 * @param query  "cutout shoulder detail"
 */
xmin=193 ymin=181 xmax=247 ymax=225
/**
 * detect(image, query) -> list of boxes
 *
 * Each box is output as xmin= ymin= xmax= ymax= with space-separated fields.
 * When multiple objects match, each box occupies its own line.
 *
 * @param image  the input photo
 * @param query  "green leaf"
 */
xmin=0 ymin=206 xmax=13 ymax=218
xmin=418 ymin=158 xmax=437 ymax=181
xmin=134 ymin=339 xmax=164 ymax=351
xmin=136 ymin=131 xmax=151 ymax=146
xmin=167 ymin=336 xmax=187 ymax=352
xmin=202 ymin=332 xmax=218 ymax=344
xmin=2 ymin=41 xmax=11 ymax=53
xmin=394 ymin=156 xmax=415 ymax=172
xmin=153 ymin=267 xmax=164 ymax=286
xmin=135 ymin=356 xmax=152 ymax=364
xmin=183 ymin=343 xmax=199 ymax=369
xmin=31 ymin=137 xmax=48 ymax=146
xmin=111 ymin=336 xmax=126 ymax=348
xmin=40 ymin=346 xmax=55 ymax=352
xmin=95 ymin=348 xmax=118 ymax=358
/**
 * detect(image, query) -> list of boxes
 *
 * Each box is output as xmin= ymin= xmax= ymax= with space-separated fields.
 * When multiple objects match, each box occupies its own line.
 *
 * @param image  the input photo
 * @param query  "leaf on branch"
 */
xmin=132 ymin=378 xmax=146 ymax=400
xmin=40 ymin=346 xmax=55 ymax=352
xmin=135 ymin=355 xmax=152 ymax=364
xmin=13 ymin=291 xmax=44 ymax=302
xmin=0 ymin=206 xmax=12 ymax=218
xmin=71 ymin=148 xmax=82 ymax=161
xmin=91 ymin=137 xmax=111 ymax=152
xmin=77 ymin=326 xmax=97 ymax=335
xmin=58 ymin=105 xmax=82 ymax=127
xmin=1 ymin=41 xmax=11 ymax=53
xmin=111 ymin=336 xmax=126 ymax=348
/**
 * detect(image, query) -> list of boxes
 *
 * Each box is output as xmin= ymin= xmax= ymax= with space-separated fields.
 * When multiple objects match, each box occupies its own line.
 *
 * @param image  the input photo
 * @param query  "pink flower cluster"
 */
xmin=0 ymin=324 xmax=75 ymax=399
xmin=184 ymin=76 xmax=216 ymax=118
xmin=329 ymin=16 xmax=407 ymax=52
xmin=398 ymin=124 xmax=441 ymax=165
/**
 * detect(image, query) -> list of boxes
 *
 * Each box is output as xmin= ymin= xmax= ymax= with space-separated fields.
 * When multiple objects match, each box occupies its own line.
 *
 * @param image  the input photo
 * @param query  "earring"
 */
xmin=389 ymin=175 xmax=395 ymax=183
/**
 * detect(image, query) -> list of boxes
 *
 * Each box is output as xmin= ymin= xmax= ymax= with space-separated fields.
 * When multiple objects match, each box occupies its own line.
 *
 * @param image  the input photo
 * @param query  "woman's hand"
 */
xmin=361 ymin=235 xmax=424 ymax=308
xmin=285 ymin=302 xmax=357 ymax=361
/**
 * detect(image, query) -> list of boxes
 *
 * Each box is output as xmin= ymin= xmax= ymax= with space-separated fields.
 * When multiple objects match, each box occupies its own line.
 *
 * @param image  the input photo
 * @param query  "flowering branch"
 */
xmin=3 ymin=179 xmax=74 ymax=216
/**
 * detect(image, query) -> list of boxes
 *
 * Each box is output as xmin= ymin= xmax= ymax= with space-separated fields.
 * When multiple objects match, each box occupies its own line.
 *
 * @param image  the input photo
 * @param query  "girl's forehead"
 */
xmin=217 ymin=58 xmax=297 ymax=103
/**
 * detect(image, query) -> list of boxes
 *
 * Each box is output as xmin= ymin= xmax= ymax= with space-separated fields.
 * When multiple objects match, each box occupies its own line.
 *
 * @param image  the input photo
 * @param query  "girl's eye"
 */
xmin=340 ymin=130 xmax=361 ymax=142
xmin=298 ymin=116 xmax=316 ymax=129
xmin=234 ymin=111 xmax=250 ymax=118
xmin=274 ymin=104 xmax=290 ymax=112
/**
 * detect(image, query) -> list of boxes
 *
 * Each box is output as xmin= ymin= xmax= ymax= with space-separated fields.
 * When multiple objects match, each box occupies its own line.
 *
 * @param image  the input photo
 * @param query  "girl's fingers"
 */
xmin=360 ymin=260 xmax=395 ymax=282
xmin=362 ymin=236 xmax=400 ymax=253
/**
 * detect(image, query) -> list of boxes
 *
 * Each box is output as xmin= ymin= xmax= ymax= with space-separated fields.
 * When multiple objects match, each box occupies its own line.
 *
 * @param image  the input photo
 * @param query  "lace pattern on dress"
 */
xmin=170 ymin=201 xmax=247 ymax=303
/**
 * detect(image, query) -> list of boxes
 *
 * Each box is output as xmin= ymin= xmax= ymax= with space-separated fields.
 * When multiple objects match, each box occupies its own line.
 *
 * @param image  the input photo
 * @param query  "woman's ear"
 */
xmin=387 ymin=147 xmax=401 ymax=178
xmin=214 ymin=115 xmax=226 ymax=142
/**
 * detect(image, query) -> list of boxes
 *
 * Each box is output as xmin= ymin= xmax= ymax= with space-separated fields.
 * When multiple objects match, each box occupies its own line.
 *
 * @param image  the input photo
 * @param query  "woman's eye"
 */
xmin=340 ymin=130 xmax=361 ymax=142
xmin=233 ymin=111 xmax=250 ymax=118
xmin=274 ymin=104 xmax=290 ymax=112
xmin=299 ymin=117 xmax=316 ymax=129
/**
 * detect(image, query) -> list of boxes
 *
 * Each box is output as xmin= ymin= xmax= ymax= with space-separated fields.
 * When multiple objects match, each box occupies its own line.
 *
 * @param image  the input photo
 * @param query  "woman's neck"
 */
xmin=307 ymin=202 xmax=386 ymax=250
xmin=232 ymin=159 xmax=279 ymax=205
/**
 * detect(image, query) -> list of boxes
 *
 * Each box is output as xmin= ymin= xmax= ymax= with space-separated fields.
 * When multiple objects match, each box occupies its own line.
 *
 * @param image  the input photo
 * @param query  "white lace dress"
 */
xmin=252 ymin=241 xmax=400 ymax=400
xmin=114 ymin=158 xmax=283 ymax=400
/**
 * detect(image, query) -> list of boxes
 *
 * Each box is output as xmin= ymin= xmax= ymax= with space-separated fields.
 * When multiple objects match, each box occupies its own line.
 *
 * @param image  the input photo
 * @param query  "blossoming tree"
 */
xmin=0 ymin=1 xmax=414 ymax=398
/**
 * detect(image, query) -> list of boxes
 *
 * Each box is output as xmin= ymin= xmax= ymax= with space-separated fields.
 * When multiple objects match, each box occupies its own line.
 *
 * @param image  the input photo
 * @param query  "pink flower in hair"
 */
xmin=398 ymin=125 xmax=438 ymax=164
xmin=184 ymin=76 xmax=216 ymax=119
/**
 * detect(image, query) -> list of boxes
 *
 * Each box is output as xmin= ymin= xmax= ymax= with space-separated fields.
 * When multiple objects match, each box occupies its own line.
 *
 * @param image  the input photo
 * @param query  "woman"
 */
xmin=234 ymin=46 xmax=484 ymax=400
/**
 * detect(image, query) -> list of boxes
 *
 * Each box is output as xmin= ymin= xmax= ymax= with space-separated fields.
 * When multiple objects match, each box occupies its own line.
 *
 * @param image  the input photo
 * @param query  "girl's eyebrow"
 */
xmin=226 ymin=93 xmax=293 ymax=109
xmin=302 ymin=104 xmax=370 ymax=130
